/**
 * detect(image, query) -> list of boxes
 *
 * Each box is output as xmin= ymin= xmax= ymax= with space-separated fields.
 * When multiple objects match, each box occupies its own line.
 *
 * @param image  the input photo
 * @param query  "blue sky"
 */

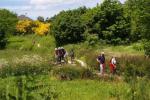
xmin=0 ymin=0 xmax=126 ymax=19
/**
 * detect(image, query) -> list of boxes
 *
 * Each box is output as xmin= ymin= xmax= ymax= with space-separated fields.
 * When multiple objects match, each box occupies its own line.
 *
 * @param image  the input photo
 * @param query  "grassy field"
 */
xmin=0 ymin=35 xmax=149 ymax=100
xmin=0 ymin=75 xmax=149 ymax=100
xmin=0 ymin=35 xmax=144 ymax=62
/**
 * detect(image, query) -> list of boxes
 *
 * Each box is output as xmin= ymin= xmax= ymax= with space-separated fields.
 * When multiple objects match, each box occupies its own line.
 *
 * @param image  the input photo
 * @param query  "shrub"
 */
xmin=53 ymin=66 xmax=94 ymax=80
xmin=144 ymin=41 xmax=150 ymax=57
xmin=81 ymin=68 xmax=94 ymax=79
xmin=0 ymin=9 xmax=18 ymax=49
xmin=118 ymin=55 xmax=150 ymax=79
xmin=85 ymin=34 xmax=99 ymax=46
xmin=85 ymin=50 xmax=98 ymax=70
xmin=0 ymin=76 xmax=59 ymax=100
xmin=51 ymin=7 xmax=87 ymax=46
xmin=53 ymin=66 xmax=81 ymax=80
xmin=0 ymin=30 xmax=7 ymax=49
xmin=132 ymin=43 xmax=144 ymax=51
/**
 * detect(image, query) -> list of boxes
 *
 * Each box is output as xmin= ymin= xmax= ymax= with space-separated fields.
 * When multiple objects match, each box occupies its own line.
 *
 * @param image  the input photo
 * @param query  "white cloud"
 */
xmin=30 ymin=0 xmax=67 ymax=5
xmin=29 ymin=0 xmax=96 ymax=5
xmin=0 ymin=6 xmax=31 ymax=11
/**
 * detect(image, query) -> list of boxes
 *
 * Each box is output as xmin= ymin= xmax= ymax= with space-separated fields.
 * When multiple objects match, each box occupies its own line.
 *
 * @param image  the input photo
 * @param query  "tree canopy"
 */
xmin=0 ymin=9 xmax=18 ymax=49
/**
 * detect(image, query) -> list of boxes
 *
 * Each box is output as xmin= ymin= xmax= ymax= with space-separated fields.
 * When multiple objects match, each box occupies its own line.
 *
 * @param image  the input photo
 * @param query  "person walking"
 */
xmin=97 ymin=52 xmax=105 ymax=75
xmin=69 ymin=49 xmax=75 ymax=64
xmin=57 ymin=47 xmax=62 ymax=64
xmin=109 ymin=56 xmax=117 ymax=75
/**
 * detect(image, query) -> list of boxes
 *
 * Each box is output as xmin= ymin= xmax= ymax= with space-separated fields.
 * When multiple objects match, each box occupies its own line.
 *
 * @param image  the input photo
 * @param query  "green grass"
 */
xmin=0 ymin=35 xmax=149 ymax=100
xmin=0 ymin=35 xmax=55 ymax=62
xmin=0 ymin=34 xmax=144 ymax=62
xmin=0 ymin=75 xmax=149 ymax=100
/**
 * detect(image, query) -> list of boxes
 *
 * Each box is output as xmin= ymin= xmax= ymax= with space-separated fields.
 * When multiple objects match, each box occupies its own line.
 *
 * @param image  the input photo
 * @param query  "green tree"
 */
xmin=83 ymin=0 xmax=131 ymax=45
xmin=125 ymin=0 xmax=150 ymax=55
xmin=139 ymin=0 xmax=150 ymax=39
xmin=0 ymin=9 xmax=18 ymax=49
xmin=51 ymin=7 xmax=87 ymax=46
xmin=37 ymin=16 xmax=45 ymax=22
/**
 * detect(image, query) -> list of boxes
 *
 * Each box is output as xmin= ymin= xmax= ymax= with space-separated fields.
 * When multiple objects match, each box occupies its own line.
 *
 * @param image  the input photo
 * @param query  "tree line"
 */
xmin=0 ymin=0 xmax=150 ymax=55
xmin=51 ymin=0 xmax=149 ymax=45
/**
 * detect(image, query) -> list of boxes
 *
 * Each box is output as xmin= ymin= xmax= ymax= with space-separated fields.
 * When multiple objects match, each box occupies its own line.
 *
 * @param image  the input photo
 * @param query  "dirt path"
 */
xmin=75 ymin=59 xmax=87 ymax=68
xmin=68 ymin=59 xmax=87 ymax=68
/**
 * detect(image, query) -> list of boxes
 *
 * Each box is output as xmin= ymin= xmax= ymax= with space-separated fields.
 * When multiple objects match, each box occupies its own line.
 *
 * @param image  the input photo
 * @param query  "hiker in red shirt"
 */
xmin=109 ymin=56 xmax=117 ymax=75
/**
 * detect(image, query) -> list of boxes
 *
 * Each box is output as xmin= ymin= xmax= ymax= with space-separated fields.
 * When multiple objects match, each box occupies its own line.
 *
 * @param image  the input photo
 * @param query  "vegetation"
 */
xmin=51 ymin=7 xmax=87 ymax=46
xmin=16 ymin=20 xmax=50 ymax=36
xmin=0 ymin=9 xmax=18 ymax=49
xmin=0 ymin=0 xmax=150 ymax=99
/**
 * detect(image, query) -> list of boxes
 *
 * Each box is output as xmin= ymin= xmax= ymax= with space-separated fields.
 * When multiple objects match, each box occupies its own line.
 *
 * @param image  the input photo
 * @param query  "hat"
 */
xmin=101 ymin=52 xmax=104 ymax=54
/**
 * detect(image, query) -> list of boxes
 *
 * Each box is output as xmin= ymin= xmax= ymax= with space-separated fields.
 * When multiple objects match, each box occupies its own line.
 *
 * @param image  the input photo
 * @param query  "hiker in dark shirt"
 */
xmin=57 ymin=47 xmax=62 ymax=64
xmin=61 ymin=47 xmax=68 ymax=64
xmin=97 ymin=52 xmax=105 ymax=75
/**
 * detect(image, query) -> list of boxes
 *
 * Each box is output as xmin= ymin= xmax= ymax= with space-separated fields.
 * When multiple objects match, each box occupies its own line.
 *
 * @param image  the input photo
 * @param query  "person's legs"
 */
xmin=71 ymin=56 xmax=74 ymax=64
xmin=55 ymin=56 xmax=58 ymax=64
xmin=110 ymin=64 xmax=113 ymax=74
xmin=58 ymin=56 xmax=61 ymax=64
xmin=64 ymin=55 xmax=68 ymax=64
xmin=100 ymin=64 xmax=103 ymax=75
xmin=102 ymin=64 xmax=105 ymax=74
xmin=113 ymin=66 xmax=116 ymax=75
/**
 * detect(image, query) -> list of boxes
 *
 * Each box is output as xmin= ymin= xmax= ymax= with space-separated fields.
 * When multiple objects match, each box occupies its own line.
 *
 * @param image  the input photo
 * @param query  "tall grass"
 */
xmin=0 ymin=55 xmax=52 ymax=77
xmin=1 ymin=75 xmax=149 ymax=100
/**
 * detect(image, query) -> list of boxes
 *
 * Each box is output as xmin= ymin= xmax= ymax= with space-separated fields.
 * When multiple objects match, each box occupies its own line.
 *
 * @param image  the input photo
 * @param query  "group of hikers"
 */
xmin=97 ymin=52 xmax=117 ymax=75
xmin=54 ymin=47 xmax=75 ymax=64
xmin=54 ymin=47 xmax=117 ymax=75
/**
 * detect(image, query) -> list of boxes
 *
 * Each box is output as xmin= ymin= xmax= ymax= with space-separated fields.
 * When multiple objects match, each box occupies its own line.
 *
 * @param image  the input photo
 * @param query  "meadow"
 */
xmin=0 ymin=35 xmax=150 ymax=100
xmin=0 ymin=0 xmax=150 ymax=99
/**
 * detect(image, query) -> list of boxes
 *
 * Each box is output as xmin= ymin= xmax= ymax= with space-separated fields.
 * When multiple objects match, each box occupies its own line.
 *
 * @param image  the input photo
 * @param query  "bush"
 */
xmin=53 ymin=66 xmax=81 ymax=80
xmin=144 ymin=41 xmax=150 ymax=56
xmin=0 ymin=76 xmax=59 ymax=100
xmin=51 ymin=7 xmax=87 ymax=46
xmin=85 ymin=34 xmax=99 ymax=46
xmin=0 ymin=30 xmax=7 ymax=49
xmin=85 ymin=50 xmax=98 ymax=70
xmin=132 ymin=43 xmax=144 ymax=51
xmin=118 ymin=55 xmax=150 ymax=79
xmin=80 ymin=69 xmax=94 ymax=79
xmin=0 ymin=9 xmax=18 ymax=49
xmin=53 ymin=66 xmax=94 ymax=80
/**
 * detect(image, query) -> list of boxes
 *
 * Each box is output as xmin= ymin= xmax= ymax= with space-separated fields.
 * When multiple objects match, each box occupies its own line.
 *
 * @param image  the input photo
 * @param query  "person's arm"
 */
xmin=97 ymin=58 xmax=100 ymax=63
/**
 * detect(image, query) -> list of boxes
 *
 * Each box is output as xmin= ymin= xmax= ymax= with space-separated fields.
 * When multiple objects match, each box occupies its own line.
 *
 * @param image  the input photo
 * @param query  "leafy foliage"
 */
xmin=143 ymin=41 xmax=150 ymax=56
xmin=51 ymin=7 xmax=87 ymax=46
xmin=86 ymin=0 xmax=131 ymax=44
xmin=0 ymin=9 xmax=18 ymax=49
xmin=16 ymin=19 xmax=33 ymax=35
xmin=32 ymin=21 xmax=50 ymax=36
xmin=16 ymin=20 xmax=50 ymax=36
xmin=51 ymin=0 xmax=131 ymax=45
xmin=37 ymin=16 xmax=45 ymax=22
xmin=125 ymin=0 xmax=150 ymax=41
